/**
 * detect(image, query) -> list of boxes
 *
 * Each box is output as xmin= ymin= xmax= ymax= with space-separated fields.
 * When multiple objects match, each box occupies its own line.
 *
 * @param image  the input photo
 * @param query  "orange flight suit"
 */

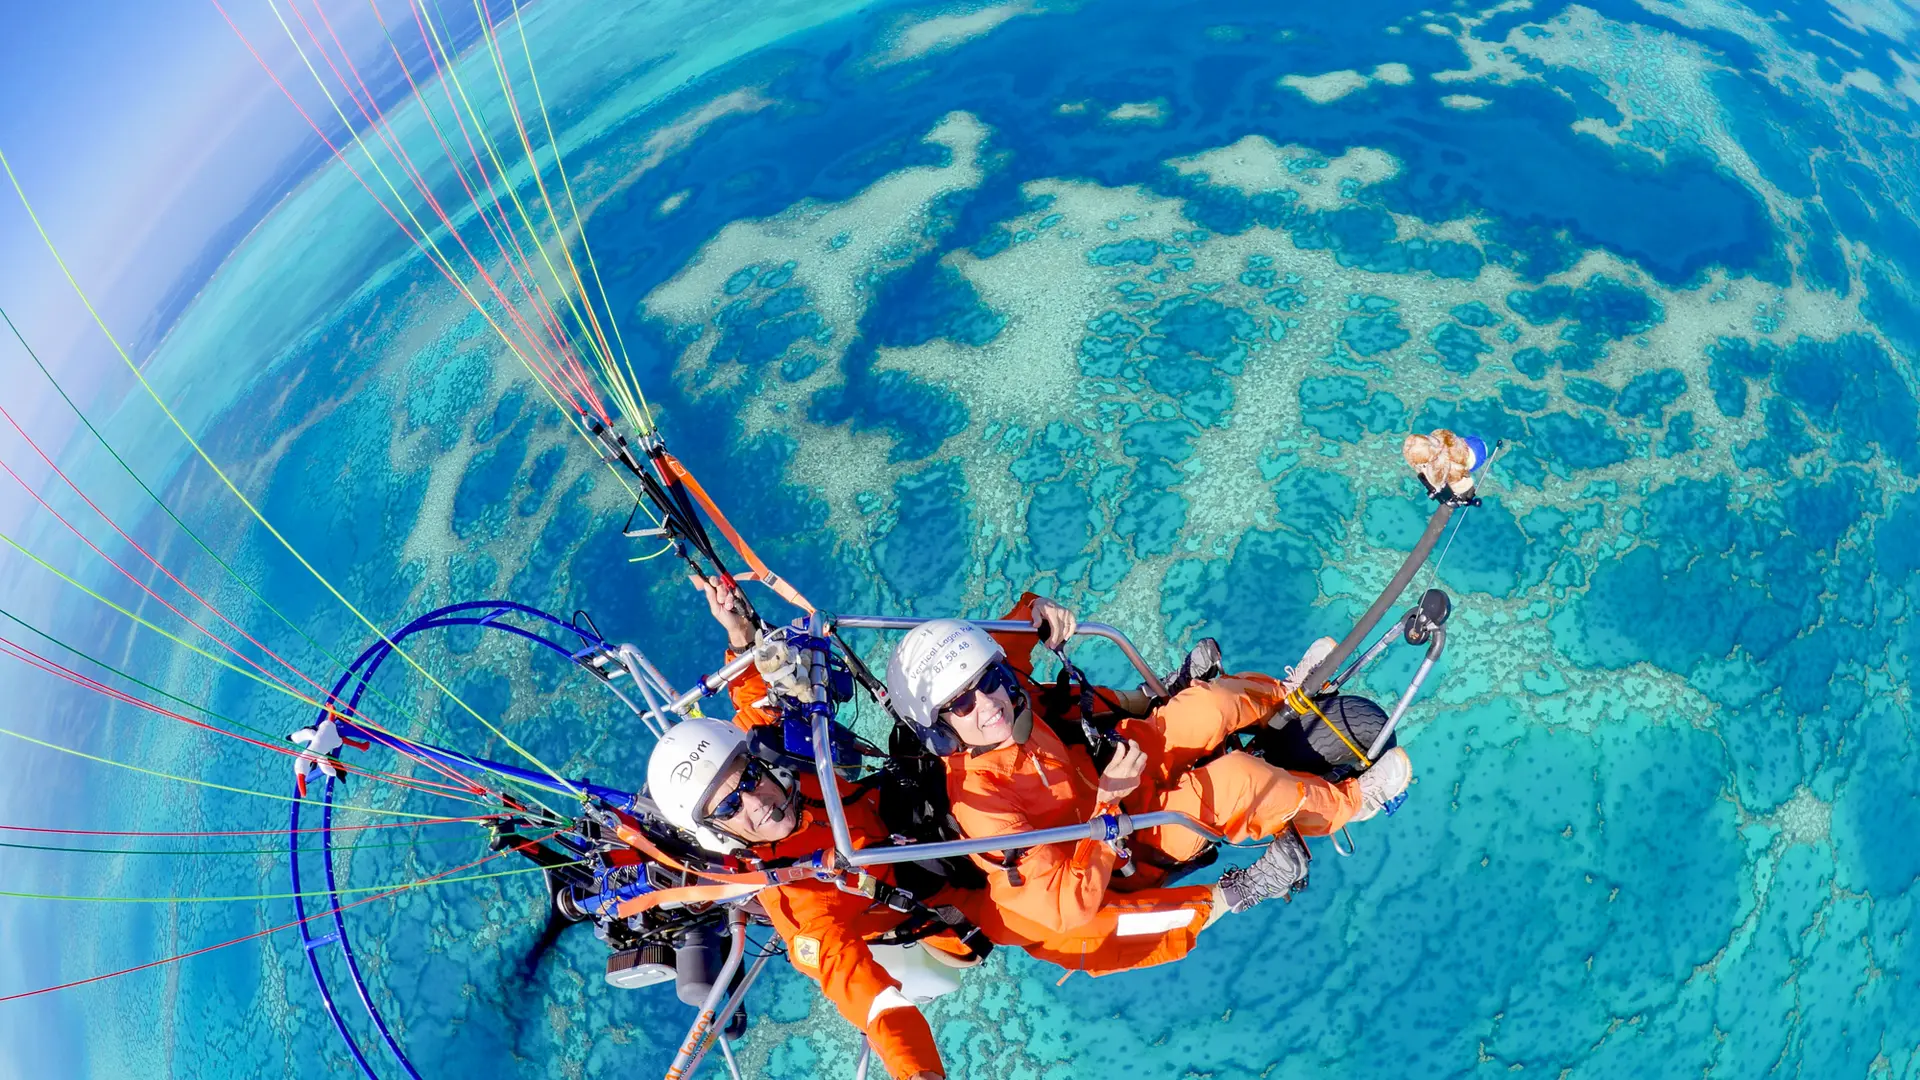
xmin=712 ymin=644 xmax=1217 ymax=1076
xmin=945 ymin=596 xmax=1365 ymax=941
xmin=718 ymin=657 xmax=966 ymax=1079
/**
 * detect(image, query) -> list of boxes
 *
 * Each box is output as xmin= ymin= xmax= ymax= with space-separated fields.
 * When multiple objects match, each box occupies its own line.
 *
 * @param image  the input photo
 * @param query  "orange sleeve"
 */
xmin=988 ymin=592 xmax=1044 ymax=680
xmin=950 ymin=770 xmax=1117 ymax=935
xmin=760 ymin=881 xmax=943 ymax=1079
xmin=722 ymin=649 xmax=781 ymax=732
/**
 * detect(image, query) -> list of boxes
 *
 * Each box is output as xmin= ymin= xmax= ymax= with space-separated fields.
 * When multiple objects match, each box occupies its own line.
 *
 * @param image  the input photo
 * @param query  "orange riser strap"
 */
xmin=658 ymin=452 xmax=815 ymax=613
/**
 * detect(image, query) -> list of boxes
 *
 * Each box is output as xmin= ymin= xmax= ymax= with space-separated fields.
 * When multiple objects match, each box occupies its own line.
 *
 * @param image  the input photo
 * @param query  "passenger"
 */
xmin=884 ymin=593 xmax=1413 ymax=943
xmin=645 ymin=578 xmax=1219 ymax=1080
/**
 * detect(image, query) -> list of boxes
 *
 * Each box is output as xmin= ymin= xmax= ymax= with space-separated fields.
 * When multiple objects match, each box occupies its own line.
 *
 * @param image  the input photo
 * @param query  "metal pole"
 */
xmin=665 ymin=909 xmax=748 ymax=1080
xmin=613 ymin=645 xmax=671 ymax=733
xmin=678 ymin=937 xmax=778 ymax=1080
xmin=1366 ymin=628 xmax=1445 ymax=760
xmin=1325 ymin=612 xmax=1412 ymax=692
xmin=832 ymin=616 xmax=1167 ymax=698
xmin=619 ymin=643 xmax=684 ymax=703
xmin=663 ymin=652 xmax=758 ymax=717
xmin=1298 ymin=501 xmax=1456 ymax=695
xmin=853 ymin=1041 xmax=872 ymax=1080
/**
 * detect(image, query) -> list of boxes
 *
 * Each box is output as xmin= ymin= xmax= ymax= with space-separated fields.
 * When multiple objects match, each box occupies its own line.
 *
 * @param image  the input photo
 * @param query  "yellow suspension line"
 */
xmin=471 ymin=0 xmax=626 ymax=417
xmin=0 ymin=528 xmax=540 ymax=816
xmin=446 ymin=0 xmax=643 ymax=427
xmin=506 ymin=0 xmax=657 ymax=435
xmin=0 ymin=727 xmax=481 ymax=821
xmin=0 ymin=860 xmax=566 ymax=905
xmin=0 ymin=147 xmax=581 ymax=803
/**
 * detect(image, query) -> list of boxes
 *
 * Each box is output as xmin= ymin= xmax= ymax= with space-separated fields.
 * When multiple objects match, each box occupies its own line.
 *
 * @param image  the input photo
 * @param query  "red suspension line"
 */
xmin=204 ymin=0 xmax=603 ymax=423
xmin=0 ymin=636 xmax=486 ymax=805
xmin=0 ymin=817 xmax=500 ymax=839
xmin=0 ymin=439 xmax=487 ymax=796
xmin=376 ymin=0 xmax=607 ymax=404
xmin=0 ymin=841 xmax=532 ymax=1003
xmin=290 ymin=0 xmax=604 ymax=416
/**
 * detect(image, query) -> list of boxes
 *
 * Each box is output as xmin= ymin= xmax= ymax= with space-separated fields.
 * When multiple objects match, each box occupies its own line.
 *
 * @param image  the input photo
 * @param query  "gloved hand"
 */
xmin=1029 ymin=595 xmax=1078 ymax=650
xmin=290 ymin=718 xmax=348 ymax=798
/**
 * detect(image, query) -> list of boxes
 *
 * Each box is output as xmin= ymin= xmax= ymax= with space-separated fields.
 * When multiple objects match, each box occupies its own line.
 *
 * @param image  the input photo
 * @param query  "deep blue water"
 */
xmin=5 ymin=0 xmax=1918 ymax=1076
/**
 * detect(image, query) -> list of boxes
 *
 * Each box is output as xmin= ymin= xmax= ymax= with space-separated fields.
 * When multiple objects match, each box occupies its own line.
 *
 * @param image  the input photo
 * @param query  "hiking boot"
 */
xmin=1282 ymin=636 xmax=1337 ymax=692
xmin=1348 ymin=746 xmax=1412 ymax=823
xmin=1162 ymin=637 xmax=1223 ymax=697
xmin=1216 ymin=828 xmax=1311 ymax=913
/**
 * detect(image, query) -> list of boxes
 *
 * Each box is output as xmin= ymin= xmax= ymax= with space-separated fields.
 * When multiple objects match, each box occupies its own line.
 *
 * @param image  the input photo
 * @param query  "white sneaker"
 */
xmin=1281 ymin=637 xmax=1337 ymax=691
xmin=1348 ymin=747 xmax=1412 ymax=823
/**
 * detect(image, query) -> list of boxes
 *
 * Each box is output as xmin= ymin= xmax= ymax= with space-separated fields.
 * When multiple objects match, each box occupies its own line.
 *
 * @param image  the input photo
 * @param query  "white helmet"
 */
xmin=885 ymin=619 xmax=1006 ymax=730
xmin=646 ymin=718 xmax=751 ymax=853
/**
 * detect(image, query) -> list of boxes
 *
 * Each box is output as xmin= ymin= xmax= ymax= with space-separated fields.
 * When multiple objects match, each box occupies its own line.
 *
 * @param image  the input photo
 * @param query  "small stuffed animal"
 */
xmin=1402 ymin=429 xmax=1486 ymax=495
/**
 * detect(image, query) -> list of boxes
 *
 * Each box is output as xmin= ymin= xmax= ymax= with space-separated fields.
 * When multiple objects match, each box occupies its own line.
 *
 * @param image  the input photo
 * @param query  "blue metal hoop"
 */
xmin=289 ymin=601 xmax=612 ymax=1080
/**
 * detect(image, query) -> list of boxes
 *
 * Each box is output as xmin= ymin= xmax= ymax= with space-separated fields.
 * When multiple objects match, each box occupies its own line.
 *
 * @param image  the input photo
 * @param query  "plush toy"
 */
xmin=1402 ymin=429 xmax=1487 ymax=495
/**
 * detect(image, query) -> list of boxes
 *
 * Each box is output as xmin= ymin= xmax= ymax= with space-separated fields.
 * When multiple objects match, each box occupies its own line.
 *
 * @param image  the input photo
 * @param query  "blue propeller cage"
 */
xmin=288 ymin=600 xmax=636 ymax=1080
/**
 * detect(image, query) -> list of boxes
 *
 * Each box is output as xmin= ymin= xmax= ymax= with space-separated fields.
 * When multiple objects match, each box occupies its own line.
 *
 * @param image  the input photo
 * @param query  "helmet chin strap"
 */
xmin=1006 ymin=675 xmax=1035 ymax=743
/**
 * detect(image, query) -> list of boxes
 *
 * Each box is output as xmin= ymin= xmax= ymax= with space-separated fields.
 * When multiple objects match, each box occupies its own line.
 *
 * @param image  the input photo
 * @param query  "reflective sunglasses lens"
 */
xmin=706 ymin=759 xmax=761 ymax=823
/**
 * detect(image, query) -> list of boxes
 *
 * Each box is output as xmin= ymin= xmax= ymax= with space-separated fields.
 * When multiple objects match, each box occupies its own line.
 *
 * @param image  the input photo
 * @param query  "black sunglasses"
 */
xmin=941 ymin=662 xmax=1017 ymax=719
xmin=703 ymin=757 xmax=768 ymax=824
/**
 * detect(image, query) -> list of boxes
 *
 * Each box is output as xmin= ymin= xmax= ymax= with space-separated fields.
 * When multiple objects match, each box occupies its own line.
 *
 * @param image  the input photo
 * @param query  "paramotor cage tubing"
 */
xmin=671 ymin=914 xmax=780 ymax=1080
xmin=832 ymin=615 xmax=1169 ymax=699
xmin=1371 ymin=625 xmax=1445 ymax=760
xmin=804 ymin=612 xmax=1221 ymax=867
xmin=665 ymin=908 xmax=749 ymax=1080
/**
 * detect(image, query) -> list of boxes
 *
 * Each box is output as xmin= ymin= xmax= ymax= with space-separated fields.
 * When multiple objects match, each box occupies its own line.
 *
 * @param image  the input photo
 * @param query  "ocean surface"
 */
xmin=4 ymin=0 xmax=1918 ymax=1077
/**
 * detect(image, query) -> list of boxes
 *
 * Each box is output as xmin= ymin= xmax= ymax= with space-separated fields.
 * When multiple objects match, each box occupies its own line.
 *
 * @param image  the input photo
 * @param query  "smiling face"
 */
xmin=943 ymin=680 xmax=1017 ymax=749
xmin=701 ymin=758 xmax=797 ymax=845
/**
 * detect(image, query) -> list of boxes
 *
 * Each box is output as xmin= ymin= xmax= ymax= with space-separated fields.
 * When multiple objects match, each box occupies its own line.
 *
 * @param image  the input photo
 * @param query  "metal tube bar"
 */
xmin=1367 ymin=628 xmax=1445 ymax=760
xmin=678 ymin=934 xmax=777 ymax=1080
xmin=664 ymin=652 xmax=758 ymax=717
xmin=599 ymin=677 xmax=664 ymax=738
xmin=320 ymin=783 xmax=424 ymax=1080
xmin=717 ymin=1036 xmax=743 ymax=1080
xmin=833 ymin=616 xmax=1167 ymax=698
xmin=615 ymin=645 xmax=673 ymax=737
xmin=807 ymin=613 xmax=862 ymax=862
xmin=1326 ymin=612 xmax=1412 ymax=692
xmin=852 ymin=811 xmax=1223 ymax=867
xmin=619 ymin=643 xmax=684 ymax=705
xmin=289 ymin=798 xmax=381 ymax=1080
xmin=1299 ymin=502 xmax=1456 ymax=695
xmin=666 ymin=909 xmax=749 ymax=1080
xmin=853 ymin=1041 xmax=872 ymax=1080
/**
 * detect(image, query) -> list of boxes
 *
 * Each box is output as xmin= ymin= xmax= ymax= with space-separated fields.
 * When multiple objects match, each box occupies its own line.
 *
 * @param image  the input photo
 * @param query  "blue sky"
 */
xmin=0 ymin=5 xmax=445 ymax=1067
xmin=0 ymin=1 xmax=475 ymax=452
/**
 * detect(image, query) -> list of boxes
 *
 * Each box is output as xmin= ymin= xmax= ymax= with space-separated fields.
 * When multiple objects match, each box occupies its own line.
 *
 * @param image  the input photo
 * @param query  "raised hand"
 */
xmin=1029 ymin=595 xmax=1078 ymax=650
xmin=690 ymin=574 xmax=754 ymax=649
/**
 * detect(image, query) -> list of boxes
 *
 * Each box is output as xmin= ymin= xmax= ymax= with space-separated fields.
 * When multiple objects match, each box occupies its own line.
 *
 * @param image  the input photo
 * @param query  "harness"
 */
xmin=607 ymin=791 xmax=993 ymax=962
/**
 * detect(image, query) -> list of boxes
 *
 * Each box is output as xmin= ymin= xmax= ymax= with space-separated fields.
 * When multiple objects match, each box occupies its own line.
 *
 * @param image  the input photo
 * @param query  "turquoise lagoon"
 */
xmin=3 ymin=0 xmax=1918 ymax=1077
